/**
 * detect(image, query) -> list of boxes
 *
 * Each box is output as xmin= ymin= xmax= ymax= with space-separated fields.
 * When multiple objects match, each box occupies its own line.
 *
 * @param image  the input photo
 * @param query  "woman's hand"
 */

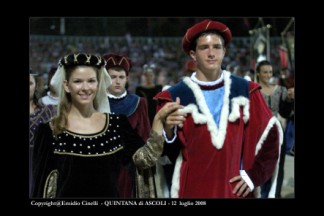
xmin=164 ymin=97 xmax=187 ymax=129
xmin=152 ymin=97 xmax=186 ymax=136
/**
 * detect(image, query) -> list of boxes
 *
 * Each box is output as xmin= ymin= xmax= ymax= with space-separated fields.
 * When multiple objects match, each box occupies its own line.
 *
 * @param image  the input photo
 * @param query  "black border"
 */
xmin=11 ymin=15 xmax=309 ymax=211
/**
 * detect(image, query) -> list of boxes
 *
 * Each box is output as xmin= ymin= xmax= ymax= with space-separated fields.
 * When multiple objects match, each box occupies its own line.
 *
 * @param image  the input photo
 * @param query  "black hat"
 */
xmin=59 ymin=53 xmax=106 ymax=69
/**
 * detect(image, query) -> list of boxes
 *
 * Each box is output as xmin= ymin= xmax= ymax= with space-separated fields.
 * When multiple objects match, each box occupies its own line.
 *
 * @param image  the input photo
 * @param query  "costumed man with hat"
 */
xmin=154 ymin=19 xmax=283 ymax=198
xmin=103 ymin=53 xmax=151 ymax=141
xmin=103 ymin=53 xmax=156 ymax=198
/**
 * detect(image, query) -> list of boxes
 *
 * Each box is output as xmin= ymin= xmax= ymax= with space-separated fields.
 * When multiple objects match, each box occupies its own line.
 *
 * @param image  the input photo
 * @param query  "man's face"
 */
xmin=190 ymin=34 xmax=225 ymax=75
xmin=107 ymin=68 xmax=127 ymax=97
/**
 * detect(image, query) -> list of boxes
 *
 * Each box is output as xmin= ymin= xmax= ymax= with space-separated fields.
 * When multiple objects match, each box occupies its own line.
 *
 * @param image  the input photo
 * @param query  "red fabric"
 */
xmin=278 ymin=46 xmax=289 ymax=69
xmin=243 ymin=82 xmax=279 ymax=186
xmin=155 ymin=81 xmax=279 ymax=198
xmin=128 ymin=98 xmax=151 ymax=142
xmin=154 ymin=90 xmax=173 ymax=102
xmin=185 ymin=59 xmax=197 ymax=73
xmin=103 ymin=53 xmax=132 ymax=75
xmin=286 ymin=74 xmax=295 ymax=88
xmin=118 ymin=165 xmax=132 ymax=197
xmin=178 ymin=117 xmax=244 ymax=198
xmin=182 ymin=19 xmax=232 ymax=54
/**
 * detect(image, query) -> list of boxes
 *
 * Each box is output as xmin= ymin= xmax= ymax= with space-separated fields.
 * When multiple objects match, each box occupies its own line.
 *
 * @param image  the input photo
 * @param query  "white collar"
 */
xmin=47 ymin=91 xmax=58 ymax=100
xmin=107 ymin=91 xmax=127 ymax=99
xmin=190 ymin=71 xmax=224 ymax=86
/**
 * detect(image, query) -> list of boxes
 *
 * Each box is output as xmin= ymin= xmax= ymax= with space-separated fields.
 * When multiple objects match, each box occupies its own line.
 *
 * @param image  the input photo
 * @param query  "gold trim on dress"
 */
xmin=43 ymin=169 xmax=58 ymax=198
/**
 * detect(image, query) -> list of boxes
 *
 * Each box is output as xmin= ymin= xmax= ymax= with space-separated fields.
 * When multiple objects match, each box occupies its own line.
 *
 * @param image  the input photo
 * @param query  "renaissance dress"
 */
xmin=108 ymin=92 xmax=150 ymax=141
xmin=32 ymin=113 xmax=162 ymax=198
xmin=29 ymin=104 xmax=56 ymax=196
xmin=154 ymin=71 xmax=282 ymax=198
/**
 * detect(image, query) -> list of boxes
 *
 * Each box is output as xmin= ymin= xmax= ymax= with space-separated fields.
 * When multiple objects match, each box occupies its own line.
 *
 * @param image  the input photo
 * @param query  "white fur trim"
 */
xmin=171 ymin=152 xmax=183 ymax=198
xmin=228 ymin=96 xmax=250 ymax=123
xmin=162 ymin=126 xmax=178 ymax=143
xmin=255 ymin=116 xmax=283 ymax=155
xmin=178 ymin=104 xmax=207 ymax=124
xmin=182 ymin=70 xmax=231 ymax=149
xmin=190 ymin=72 xmax=224 ymax=86
xmin=162 ymin=85 xmax=171 ymax=91
xmin=254 ymin=116 xmax=284 ymax=198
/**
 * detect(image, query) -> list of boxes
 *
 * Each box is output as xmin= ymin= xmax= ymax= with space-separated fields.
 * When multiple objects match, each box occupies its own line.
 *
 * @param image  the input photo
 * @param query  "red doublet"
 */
xmin=154 ymin=73 xmax=281 ymax=198
xmin=128 ymin=97 xmax=151 ymax=142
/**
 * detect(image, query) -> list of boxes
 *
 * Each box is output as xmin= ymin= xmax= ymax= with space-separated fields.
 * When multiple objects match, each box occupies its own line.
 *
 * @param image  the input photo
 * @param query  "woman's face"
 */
xmin=144 ymin=71 xmax=155 ymax=85
xmin=63 ymin=66 xmax=98 ymax=107
xmin=258 ymin=65 xmax=273 ymax=84
xmin=30 ymin=74 xmax=36 ymax=101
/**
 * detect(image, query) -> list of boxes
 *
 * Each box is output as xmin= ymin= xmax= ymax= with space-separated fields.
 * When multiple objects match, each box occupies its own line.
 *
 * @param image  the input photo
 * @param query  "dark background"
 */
xmin=30 ymin=17 xmax=292 ymax=37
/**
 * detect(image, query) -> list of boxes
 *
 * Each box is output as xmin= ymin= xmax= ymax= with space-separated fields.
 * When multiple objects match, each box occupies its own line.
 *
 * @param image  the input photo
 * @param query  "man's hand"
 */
xmin=229 ymin=175 xmax=251 ymax=197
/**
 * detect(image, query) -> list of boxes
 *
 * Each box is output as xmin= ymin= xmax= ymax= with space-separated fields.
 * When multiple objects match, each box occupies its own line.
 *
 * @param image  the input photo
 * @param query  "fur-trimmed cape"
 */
xmin=154 ymin=71 xmax=282 ymax=198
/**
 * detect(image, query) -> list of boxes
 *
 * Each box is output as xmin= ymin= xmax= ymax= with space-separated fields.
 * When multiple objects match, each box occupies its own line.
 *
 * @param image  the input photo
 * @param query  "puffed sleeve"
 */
xmin=242 ymin=82 xmax=280 ymax=187
xmin=132 ymin=130 xmax=164 ymax=170
xmin=118 ymin=114 xmax=165 ymax=169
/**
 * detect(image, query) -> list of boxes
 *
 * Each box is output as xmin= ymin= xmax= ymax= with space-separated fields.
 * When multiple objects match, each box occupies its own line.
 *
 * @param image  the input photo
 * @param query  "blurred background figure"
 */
xmin=226 ymin=64 xmax=235 ymax=74
xmin=233 ymin=65 xmax=252 ymax=81
xmin=184 ymin=59 xmax=197 ymax=77
xmin=29 ymin=68 xmax=56 ymax=197
xmin=136 ymin=65 xmax=162 ymax=126
xmin=41 ymin=66 xmax=59 ymax=106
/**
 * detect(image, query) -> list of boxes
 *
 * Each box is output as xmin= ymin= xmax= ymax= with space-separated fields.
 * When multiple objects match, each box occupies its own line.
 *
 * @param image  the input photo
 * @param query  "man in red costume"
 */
xmin=154 ymin=19 xmax=282 ymax=198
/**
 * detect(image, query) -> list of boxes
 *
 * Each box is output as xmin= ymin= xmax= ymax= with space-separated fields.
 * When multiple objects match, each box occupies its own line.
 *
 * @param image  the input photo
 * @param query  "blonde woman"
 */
xmin=31 ymin=53 xmax=185 ymax=198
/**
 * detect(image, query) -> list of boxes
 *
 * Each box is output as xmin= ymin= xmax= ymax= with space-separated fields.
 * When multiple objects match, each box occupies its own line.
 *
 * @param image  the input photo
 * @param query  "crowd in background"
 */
xmin=30 ymin=35 xmax=285 ymax=95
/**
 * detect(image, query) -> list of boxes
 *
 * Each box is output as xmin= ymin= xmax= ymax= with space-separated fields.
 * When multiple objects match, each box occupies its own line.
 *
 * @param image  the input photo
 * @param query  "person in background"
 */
xmin=29 ymin=69 xmax=56 ymax=197
xmin=184 ymin=59 xmax=197 ymax=77
xmin=31 ymin=53 xmax=184 ymax=198
xmin=41 ymin=66 xmax=59 ymax=106
xmin=278 ymin=67 xmax=295 ymax=157
xmin=136 ymin=65 xmax=163 ymax=126
xmin=278 ymin=67 xmax=294 ymax=89
xmin=255 ymin=60 xmax=294 ymax=198
xmin=154 ymin=19 xmax=282 ymax=198
xmin=103 ymin=53 xmax=154 ymax=197
xmin=103 ymin=53 xmax=150 ymax=141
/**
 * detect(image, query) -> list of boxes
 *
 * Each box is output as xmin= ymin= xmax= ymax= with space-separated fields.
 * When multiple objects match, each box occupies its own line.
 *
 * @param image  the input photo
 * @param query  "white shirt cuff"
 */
xmin=240 ymin=170 xmax=254 ymax=191
xmin=162 ymin=126 xmax=177 ymax=143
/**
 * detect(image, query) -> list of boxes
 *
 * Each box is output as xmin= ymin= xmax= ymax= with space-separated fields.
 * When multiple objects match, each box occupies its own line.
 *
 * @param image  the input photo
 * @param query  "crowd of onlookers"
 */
xmin=30 ymin=35 xmax=285 ymax=94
